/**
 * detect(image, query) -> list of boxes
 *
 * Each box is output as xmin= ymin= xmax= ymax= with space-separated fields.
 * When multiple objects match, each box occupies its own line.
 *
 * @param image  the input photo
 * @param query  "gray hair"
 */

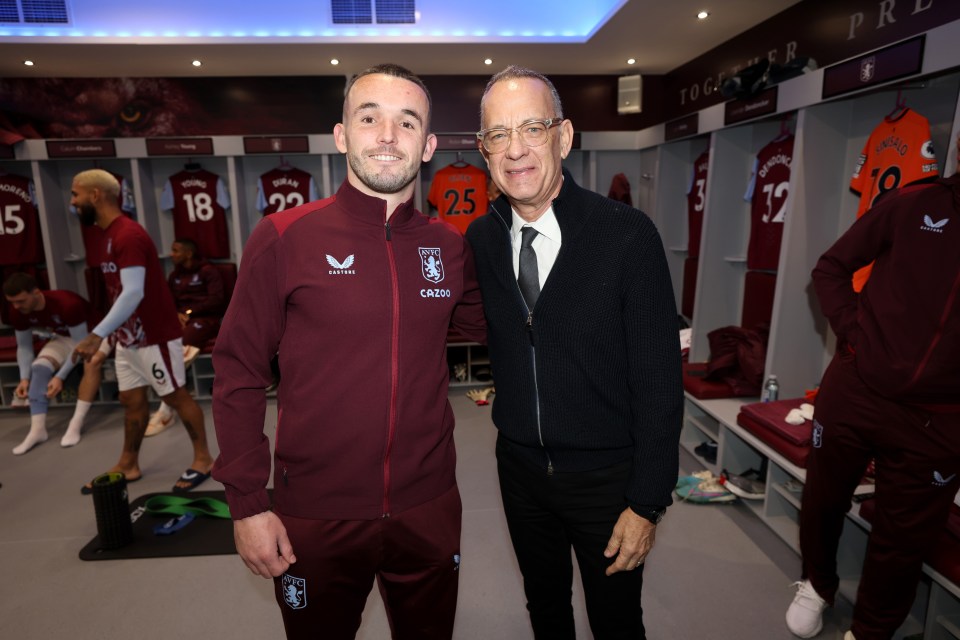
xmin=480 ymin=65 xmax=564 ymax=124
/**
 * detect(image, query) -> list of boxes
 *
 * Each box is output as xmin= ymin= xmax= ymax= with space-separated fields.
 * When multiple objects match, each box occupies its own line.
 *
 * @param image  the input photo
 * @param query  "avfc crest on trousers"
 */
xmin=281 ymin=574 xmax=307 ymax=610
xmin=419 ymin=248 xmax=445 ymax=284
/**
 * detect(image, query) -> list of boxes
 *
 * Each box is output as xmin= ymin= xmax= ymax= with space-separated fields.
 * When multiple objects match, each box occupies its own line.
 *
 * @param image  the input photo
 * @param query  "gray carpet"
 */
xmin=1 ymin=393 xmax=864 ymax=639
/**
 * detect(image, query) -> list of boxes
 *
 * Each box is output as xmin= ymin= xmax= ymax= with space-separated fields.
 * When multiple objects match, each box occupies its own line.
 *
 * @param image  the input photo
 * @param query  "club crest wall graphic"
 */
xmin=282 ymin=574 xmax=307 ymax=610
xmin=860 ymin=56 xmax=876 ymax=82
xmin=419 ymin=248 xmax=445 ymax=283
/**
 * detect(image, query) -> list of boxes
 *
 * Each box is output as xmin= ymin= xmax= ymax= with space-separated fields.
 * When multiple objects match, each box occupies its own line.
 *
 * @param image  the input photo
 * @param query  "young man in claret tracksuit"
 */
xmin=211 ymin=64 xmax=485 ymax=640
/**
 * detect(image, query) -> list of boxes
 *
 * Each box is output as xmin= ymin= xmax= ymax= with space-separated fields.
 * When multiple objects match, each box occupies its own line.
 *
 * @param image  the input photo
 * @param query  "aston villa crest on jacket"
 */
xmin=419 ymin=248 xmax=445 ymax=283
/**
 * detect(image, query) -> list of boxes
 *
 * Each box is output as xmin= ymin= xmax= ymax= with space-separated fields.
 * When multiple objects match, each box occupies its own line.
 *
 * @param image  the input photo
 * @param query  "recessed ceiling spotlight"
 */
xmin=697 ymin=10 xmax=710 ymax=20
xmin=627 ymin=58 xmax=636 ymax=65
xmin=24 ymin=60 xmax=34 ymax=66
xmin=330 ymin=58 xmax=339 ymax=65
xmin=192 ymin=59 xmax=202 ymax=67
xmin=484 ymin=58 xmax=493 ymax=65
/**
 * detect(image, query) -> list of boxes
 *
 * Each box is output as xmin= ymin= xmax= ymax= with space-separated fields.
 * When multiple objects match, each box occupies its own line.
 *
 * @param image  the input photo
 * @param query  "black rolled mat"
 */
xmin=79 ymin=490 xmax=237 ymax=561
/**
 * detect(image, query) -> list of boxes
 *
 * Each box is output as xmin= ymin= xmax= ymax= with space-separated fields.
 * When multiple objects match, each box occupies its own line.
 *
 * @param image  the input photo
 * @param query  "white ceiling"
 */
xmin=0 ymin=0 xmax=801 ymax=78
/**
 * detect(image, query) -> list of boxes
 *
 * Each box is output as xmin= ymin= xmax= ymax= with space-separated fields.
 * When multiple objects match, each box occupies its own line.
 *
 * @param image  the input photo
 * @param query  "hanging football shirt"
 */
xmin=686 ymin=151 xmax=709 ymax=259
xmin=161 ymin=168 xmax=231 ymax=259
xmin=256 ymin=166 xmax=319 ymax=215
xmin=850 ymin=108 xmax=939 ymax=290
xmin=743 ymin=135 xmax=794 ymax=271
xmin=0 ymin=172 xmax=44 ymax=266
xmin=427 ymin=163 xmax=489 ymax=235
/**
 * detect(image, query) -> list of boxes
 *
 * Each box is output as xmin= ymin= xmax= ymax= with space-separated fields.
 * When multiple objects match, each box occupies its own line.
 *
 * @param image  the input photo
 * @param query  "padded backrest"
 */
xmin=681 ymin=257 xmax=698 ymax=320
xmin=741 ymin=270 xmax=777 ymax=331
xmin=212 ymin=262 xmax=238 ymax=307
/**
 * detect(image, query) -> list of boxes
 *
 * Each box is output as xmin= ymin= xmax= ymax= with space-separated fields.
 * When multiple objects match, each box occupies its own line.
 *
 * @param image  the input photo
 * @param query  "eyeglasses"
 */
xmin=476 ymin=118 xmax=563 ymax=153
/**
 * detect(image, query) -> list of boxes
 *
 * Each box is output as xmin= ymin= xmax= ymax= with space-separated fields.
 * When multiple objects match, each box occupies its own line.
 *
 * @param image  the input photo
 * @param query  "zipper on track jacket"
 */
xmin=382 ymin=219 xmax=400 ymax=517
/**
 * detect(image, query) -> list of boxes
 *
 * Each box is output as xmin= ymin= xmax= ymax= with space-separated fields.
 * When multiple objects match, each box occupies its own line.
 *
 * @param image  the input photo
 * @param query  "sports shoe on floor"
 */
xmin=720 ymin=469 xmax=766 ymax=500
xmin=676 ymin=470 xmax=714 ymax=489
xmin=145 ymin=408 xmax=178 ymax=437
xmin=783 ymin=479 xmax=805 ymax=493
xmin=693 ymin=441 xmax=718 ymax=464
xmin=183 ymin=345 xmax=201 ymax=369
xmin=693 ymin=442 xmax=717 ymax=464
xmin=676 ymin=476 xmax=737 ymax=503
xmin=786 ymin=579 xmax=827 ymax=638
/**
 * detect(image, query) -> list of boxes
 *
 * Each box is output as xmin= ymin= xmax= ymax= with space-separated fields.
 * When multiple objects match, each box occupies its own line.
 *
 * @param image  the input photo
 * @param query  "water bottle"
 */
xmin=762 ymin=374 xmax=779 ymax=403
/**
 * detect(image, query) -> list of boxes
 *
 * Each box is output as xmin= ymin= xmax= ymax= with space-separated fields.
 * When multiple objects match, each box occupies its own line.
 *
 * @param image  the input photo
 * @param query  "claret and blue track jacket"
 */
xmin=212 ymin=179 xmax=486 ymax=521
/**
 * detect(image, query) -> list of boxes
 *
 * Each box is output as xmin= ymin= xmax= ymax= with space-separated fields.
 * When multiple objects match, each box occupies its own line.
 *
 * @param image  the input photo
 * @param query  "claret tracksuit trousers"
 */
xmin=799 ymin=351 xmax=960 ymax=640
xmin=273 ymin=485 xmax=462 ymax=640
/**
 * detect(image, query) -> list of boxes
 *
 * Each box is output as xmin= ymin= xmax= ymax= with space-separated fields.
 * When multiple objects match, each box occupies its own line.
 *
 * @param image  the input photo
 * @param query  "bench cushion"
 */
xmin=736 ymin=398 xmax=812 ymax=468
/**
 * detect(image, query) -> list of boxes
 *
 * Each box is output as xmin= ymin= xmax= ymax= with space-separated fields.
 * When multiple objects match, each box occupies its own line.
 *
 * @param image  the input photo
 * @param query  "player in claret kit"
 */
xmin=70 ymin=169 xmax=215 ymax=495
xmin=3 ymin=272 xmax=110 ymax=453
xmin=144 ymin=238 xmax=226 ymax=437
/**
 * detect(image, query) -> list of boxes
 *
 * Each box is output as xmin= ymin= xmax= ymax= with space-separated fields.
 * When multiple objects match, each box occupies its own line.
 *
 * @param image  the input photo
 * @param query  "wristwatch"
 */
xmin=632 ymin=506 xmax=666 ymax=525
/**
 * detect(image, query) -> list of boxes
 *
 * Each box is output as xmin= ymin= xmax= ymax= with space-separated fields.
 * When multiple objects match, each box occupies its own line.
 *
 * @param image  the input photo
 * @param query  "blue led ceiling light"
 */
xmin=0 ymin=0 xmax=626 ymax=43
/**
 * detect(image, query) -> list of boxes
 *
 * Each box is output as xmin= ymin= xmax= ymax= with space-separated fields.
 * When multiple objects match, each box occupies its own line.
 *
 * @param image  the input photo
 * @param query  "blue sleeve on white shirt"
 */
xmin=217 ymin=176 xmax=231 ymax=209
xmin=93 ymin=266 xmax=145 ymax=337
xmin=55 ymin=324 xmax=89 ymax=379
xmin=744 ymin=156 xmax=760 ymax=202
xmin=160 ymin=180 xmax=174 ymax=210
xmin=15 ymin=329 xmax=34 ymax=380
xmin=256 ymin=178 xmax=266 ymax=212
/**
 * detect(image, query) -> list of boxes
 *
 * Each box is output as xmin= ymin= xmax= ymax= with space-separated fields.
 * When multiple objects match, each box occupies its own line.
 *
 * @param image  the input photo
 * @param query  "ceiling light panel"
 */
xmin=0 ymin=0 xmax=626 ymax=43
xmin=0 ymin=0 xmax=70 ymax=24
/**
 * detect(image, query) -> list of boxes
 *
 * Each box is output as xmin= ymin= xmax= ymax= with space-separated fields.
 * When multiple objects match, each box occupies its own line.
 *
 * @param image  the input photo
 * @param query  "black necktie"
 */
xmin=518 ymin=226 xmax=540 ymax=310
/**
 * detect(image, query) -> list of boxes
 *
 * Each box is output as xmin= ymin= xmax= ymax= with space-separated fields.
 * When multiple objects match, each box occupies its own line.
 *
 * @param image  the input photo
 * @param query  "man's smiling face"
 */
xmin=335 ymin=72 xmax=435 ymax=198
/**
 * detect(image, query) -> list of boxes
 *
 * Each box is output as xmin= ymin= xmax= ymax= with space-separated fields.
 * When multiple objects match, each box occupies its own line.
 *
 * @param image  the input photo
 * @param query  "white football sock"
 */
xmin=13 ymin=414 xmax=49 ymax=455
xmin=61 ymin=400 xmax=93 ymax=447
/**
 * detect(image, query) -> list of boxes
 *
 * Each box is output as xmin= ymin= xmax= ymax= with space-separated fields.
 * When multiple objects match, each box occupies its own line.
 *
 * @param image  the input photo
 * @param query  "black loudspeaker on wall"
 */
xmin=618 ymin=74 xmax=642 ymax=114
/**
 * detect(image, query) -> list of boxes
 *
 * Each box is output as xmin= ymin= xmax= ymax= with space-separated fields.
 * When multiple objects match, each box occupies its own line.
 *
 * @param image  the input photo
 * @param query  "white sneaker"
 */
xmin=786 ymin=580 xmax=827 ymax=638
xmin=183 ymin=345 xmax=201 ymax=369
xmin=10 ymin=395 xmax=29 ymax=408
xmin=144 ymin=408 xmax=178 ymax=437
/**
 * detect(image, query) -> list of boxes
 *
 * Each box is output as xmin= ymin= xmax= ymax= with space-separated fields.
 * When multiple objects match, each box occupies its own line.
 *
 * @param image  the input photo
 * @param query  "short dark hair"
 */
xmin=3 ymin=272 xmax=39 ymax=297
xmin=344 ymin=63 xmax=433 ymax=128
xmin=173 ymin=238 xmax=199 ymax=256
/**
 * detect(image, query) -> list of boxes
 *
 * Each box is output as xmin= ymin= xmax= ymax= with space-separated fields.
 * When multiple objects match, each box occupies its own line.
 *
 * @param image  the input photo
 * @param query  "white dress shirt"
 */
xmin=511 ymin=206 xmax=562 ymax=291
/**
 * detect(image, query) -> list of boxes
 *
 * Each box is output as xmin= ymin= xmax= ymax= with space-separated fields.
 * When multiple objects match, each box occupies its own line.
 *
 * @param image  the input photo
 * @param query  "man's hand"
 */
xmin=46 ymin=377 xmax=64 ymax=399
xmin=73 ymin=333 xmax=104 ymax=363
xmin=177 ymin=313 xmax=189 ymax=328
xmin=234 ymin=511 xmax=297 ymax=578
xmin=603 ymin=507 xmax=657 ymax=576
xmin=15 ymin=379 xmax=29 ymax=399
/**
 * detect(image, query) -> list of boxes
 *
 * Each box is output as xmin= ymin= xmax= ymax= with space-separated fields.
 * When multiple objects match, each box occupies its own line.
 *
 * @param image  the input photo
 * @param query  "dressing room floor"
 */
xmin=1 ymin=392 xmax=863 ymax=639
